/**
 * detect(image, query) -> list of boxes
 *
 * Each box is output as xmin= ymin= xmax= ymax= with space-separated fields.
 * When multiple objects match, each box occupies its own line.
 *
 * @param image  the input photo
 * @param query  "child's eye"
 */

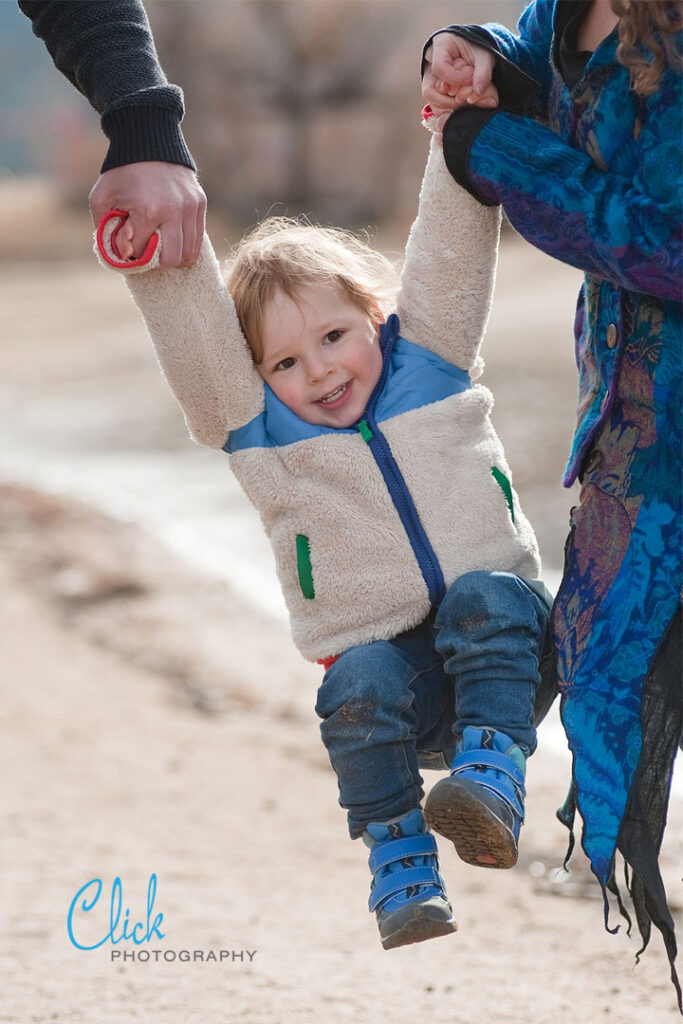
xmin=325 ymin=329 xmax=343 ymax=343
xmin=275 ymin=356 xmax=296 ymax=371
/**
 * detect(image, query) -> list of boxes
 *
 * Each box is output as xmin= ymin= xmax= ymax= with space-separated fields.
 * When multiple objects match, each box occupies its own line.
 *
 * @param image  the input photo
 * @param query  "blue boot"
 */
xmin=424 ymin=727 xmax=526 ymax=869
xmin=364 ymin=808 xmax=456 ymax=950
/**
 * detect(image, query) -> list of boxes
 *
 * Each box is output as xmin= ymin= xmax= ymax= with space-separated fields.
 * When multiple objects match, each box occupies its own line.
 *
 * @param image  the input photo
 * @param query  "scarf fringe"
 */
xmin=557 ymin=802 xmax=681 ymax=1013
xmin=556 ymin=606 xmax=683 ymax=1013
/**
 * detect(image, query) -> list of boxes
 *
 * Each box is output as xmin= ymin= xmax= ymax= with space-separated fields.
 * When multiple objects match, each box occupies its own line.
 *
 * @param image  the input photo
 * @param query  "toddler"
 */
xmin=97 ymin=136 xmax=553 ymax=950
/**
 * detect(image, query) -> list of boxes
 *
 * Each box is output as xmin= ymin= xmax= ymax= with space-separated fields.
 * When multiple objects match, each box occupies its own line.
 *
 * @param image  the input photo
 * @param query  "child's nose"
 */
xmin=306 ymin=356 xmax=333 ymax=384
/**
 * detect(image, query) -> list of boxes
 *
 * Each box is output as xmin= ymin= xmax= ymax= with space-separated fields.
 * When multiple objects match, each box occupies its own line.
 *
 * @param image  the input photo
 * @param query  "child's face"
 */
xmin=257 ymin=282 xmax=383 ymax=428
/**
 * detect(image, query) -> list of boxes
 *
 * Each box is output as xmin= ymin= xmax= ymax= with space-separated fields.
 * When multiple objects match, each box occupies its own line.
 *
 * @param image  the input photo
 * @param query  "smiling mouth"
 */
xmin=317 ymin=381 xmax=350 ymax=405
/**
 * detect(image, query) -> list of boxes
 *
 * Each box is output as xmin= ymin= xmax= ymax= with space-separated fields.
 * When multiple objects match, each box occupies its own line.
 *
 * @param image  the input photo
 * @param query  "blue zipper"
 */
xmin=358 ymin=316 xmax=445 ymax=606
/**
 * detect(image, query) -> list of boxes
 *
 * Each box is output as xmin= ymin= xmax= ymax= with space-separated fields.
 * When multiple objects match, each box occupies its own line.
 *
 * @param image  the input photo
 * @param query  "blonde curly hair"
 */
xmin=611 ymin=0 xmax=683 ymax=96
xmin=225 ymin=217 xmax=399 ymax=364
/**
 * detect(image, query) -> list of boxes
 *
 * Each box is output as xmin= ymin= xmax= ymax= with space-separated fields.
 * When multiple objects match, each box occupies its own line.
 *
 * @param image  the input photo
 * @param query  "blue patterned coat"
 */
xmin=437 ymin=0 xmax=682 ymax=1001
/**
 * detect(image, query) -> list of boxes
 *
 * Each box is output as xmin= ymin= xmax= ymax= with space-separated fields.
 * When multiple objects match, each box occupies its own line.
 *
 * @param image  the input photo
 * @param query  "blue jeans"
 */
xmin=315 ymin=571 xmax=554 ymax=838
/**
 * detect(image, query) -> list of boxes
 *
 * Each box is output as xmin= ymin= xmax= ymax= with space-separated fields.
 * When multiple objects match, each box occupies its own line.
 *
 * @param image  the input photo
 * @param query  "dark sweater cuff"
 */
xmin=422 ymin=25 xmax=539 ymax=113
xmin=100 ymin=104 xmax=196 ymax=173
xmin=441 ymin=107 xmax=499 ymax=206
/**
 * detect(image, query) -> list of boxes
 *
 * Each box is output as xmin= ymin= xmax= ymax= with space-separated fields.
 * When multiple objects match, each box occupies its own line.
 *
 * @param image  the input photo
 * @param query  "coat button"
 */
xmin=606 ymin=323 xmax=618 ymax=348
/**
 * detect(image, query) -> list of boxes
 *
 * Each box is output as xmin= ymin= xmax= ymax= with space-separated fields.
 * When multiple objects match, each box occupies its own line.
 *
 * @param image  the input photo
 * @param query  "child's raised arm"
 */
xmin=395 ymin=135 xmax=501 ymax=378
xmin=98 ymin=220 xmax=263 ymax=449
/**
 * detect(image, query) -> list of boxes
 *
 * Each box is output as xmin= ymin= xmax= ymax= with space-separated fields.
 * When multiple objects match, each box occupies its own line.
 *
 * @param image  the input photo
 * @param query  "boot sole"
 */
xmin=380 ymin=904 xmax=457 ymax=950
xmin=424 ymin=778 xmax=518 ymax=870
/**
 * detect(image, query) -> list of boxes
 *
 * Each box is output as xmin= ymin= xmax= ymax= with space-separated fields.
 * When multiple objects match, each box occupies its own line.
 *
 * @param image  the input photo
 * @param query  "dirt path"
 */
xmin=0 ymin=484 xmax=680 ymax=1024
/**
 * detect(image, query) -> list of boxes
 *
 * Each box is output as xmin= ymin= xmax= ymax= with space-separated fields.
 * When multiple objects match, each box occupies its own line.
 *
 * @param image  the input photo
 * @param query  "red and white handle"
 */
xmin=95 ymin=209 xmax=161 ymax=271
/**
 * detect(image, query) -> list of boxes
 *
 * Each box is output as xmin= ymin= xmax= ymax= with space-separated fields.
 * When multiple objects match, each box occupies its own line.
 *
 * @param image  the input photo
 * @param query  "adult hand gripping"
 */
xmin=422 ymin=33 xmax=497 ymax=115
xmin=89 ymin=162 xmax=206 ymax=269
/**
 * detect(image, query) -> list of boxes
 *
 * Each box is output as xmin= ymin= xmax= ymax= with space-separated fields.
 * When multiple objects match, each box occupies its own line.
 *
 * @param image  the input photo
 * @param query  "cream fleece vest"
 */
xmin=110 ymin=139 xmax=542 ymax=660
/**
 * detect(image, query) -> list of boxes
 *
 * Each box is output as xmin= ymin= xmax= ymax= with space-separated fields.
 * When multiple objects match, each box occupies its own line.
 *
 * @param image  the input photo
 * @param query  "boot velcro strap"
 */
xmin=450 ymin=748 xmax=526 ymax=790
xmin=368 ymin=834 xmax=437 ymax=874
xmin=460 ymin=776 xmax=525 ymax=821
xmin=450 ymin=750 xmax=526 ymax=820
xmin=368 ymin=866 xmax=443 ymax=913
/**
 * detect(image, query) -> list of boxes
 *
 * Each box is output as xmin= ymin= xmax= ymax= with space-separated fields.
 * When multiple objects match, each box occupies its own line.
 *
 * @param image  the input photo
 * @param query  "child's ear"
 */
xmin=369 ymin=302 xmax=384 ymax=326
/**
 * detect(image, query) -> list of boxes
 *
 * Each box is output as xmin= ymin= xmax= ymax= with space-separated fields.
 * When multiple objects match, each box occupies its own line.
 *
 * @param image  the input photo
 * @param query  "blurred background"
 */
xmin=3 ymin=1 xmax=521 ymax=224
xmin=0 ymin=0 xmax=583 ymax=620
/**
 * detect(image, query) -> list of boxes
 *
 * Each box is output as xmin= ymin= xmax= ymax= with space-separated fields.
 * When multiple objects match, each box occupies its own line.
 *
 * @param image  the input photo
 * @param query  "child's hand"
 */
xmin=432 ymin=80 xmax=499 ymax=111
xmin=421 ymin=90 xmax=497 ymax=148
xmin=423 ymin=34 xmax=498 ymax=111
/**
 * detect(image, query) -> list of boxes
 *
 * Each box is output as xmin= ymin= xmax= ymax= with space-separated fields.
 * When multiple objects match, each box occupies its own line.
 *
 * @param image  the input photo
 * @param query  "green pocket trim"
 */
xmin=491 ymin=467 xmax=515 ymax=523
xmin=357 ymin=419 xmax=373 ymax=443
xmin=296 ymin=534 xmax=315 ymax=599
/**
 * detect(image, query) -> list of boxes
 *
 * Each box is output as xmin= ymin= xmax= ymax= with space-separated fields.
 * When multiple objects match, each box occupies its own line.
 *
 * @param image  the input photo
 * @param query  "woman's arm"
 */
xmin=121 ymin=236 xmax=264 ymax=448
xmin=395 ymin=137 xmax=501 ymax=376
xmin=478 ymin=0 xmax=556 ymax=95
xmin=442 ymin=70 xmax=682 ymax=301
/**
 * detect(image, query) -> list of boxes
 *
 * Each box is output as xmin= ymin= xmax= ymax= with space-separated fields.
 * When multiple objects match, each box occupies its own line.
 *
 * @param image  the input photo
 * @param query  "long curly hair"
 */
xmin=610 ymin=0 xmax=683 ymax=95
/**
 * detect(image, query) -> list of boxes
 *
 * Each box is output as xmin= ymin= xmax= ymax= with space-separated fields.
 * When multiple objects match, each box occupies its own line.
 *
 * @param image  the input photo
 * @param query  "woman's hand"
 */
xmin=422 ymin=33 xmax=498 ymax=115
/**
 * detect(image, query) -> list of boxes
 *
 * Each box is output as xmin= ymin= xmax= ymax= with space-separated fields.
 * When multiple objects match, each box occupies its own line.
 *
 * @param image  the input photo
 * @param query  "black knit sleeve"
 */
xmin=18 ymin=0 xmax=195 ymax=172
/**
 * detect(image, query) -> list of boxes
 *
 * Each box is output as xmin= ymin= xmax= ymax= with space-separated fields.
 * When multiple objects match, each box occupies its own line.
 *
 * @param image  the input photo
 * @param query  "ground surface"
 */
xmin=0 ymin=483 xmax=681 ymax=1023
